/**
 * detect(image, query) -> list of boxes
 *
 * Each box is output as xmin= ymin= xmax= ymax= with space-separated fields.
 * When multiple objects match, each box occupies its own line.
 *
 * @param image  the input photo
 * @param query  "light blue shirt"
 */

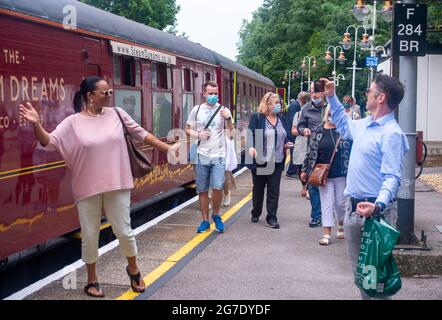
xmin=327 ymin=95 xmax=410 ymax=206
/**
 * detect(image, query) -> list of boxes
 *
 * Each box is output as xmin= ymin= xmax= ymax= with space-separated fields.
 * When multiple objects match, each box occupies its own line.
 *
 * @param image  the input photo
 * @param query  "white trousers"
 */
xmin=77 ymin=189 xmax=137 ymax=264
xmin=318 ymin=177 xmax=347 ymax=227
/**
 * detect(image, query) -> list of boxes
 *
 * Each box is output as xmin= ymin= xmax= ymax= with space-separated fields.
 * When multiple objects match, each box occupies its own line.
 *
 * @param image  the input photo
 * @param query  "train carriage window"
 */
xmin=182 ymin=68 xmax=194 ymax=92
xmin=182 ymin=94 xmax=194 ymax=128
xmin=204 ymin=72 xmax=213 ymax=82
xmin=152 ymin=62 xmax=173 ymax=89
xmin=115 ymin=89 xmax=142 ymax=125
xmin=153 ymin=92 xmax=173 ymax=137
xmin=113 ymin=56 xmax=141 ymax=87
xmin=135 ymin=61 xmax=141 ymax=87
xmin=113 ymin=56 xmax=122 ymax=84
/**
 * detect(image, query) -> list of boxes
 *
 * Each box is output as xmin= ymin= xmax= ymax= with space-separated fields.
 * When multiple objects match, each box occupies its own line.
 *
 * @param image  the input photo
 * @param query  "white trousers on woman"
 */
xmin=318 ymin=177 xmax=347 ymax=227
xmin=77 ymin=189 xmax=137 ymax=264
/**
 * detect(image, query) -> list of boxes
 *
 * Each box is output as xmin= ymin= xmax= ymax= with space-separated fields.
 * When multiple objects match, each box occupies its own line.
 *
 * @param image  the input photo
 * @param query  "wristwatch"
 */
xmin=373 ymin=201 xmax=386 ymax=217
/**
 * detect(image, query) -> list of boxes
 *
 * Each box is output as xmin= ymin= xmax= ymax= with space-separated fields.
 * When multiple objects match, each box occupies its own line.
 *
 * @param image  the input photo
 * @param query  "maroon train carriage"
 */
xmin=0 ymin=0 xmax=274 ymax=265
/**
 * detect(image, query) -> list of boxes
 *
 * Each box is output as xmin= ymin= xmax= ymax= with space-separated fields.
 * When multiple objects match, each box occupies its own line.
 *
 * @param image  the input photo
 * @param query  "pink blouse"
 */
xmin=45 ymin=107 xmax=148 ymax=203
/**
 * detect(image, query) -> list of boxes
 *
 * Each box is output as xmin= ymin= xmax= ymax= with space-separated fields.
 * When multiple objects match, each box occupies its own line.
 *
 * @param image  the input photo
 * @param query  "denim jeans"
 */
xmin=308 ymin=185 xmax=322 ymax=221
xmin=194 ymin=154 xmax=226 ymax=193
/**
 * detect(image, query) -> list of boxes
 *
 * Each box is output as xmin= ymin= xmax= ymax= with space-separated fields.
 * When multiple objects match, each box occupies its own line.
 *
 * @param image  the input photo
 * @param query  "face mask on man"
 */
xmin=207 ymin=95 xmax=219 ymax=105
xmin=312 ymin=98 xmax=323 ymax=106
xmin=343 ymin=102 xmax=351 ymax=109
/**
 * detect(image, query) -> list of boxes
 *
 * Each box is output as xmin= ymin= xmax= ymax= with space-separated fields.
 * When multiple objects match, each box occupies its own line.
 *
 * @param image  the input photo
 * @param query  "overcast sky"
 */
xmin=175 ymin=0 xmax=264 ymax=61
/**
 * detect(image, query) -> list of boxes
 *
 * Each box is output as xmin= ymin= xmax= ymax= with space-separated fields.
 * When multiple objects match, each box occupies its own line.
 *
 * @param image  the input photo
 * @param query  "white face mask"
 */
xmin=312 ymin=98 xmax=323 ymax=106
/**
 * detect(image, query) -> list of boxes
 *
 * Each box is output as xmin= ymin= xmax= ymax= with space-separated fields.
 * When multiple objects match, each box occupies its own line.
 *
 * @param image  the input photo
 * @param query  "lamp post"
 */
xmin=351 ymin=0 xmax=393 ymax=83
xmin=332 ymin=74 xmax=346 ymax=87
xmin=341 ymin=25 xmax=369 ymax=99
xmin=300 ymin=56 xmax=317 ymax=90
xmin=283 ymin=69 xmax=296 ymax=106
xmin=325 ymin=45 xmax=347 ymax=86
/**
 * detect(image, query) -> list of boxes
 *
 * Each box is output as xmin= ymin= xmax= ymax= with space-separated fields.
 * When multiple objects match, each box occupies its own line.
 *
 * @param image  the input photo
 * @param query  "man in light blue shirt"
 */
xmin=322 ymin=74 xmax=409 ymax=299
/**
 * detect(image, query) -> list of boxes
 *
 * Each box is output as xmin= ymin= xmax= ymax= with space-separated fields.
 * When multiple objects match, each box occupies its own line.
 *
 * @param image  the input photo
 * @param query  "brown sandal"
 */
xmin=126 ymin=266 xmax=146 ymax=293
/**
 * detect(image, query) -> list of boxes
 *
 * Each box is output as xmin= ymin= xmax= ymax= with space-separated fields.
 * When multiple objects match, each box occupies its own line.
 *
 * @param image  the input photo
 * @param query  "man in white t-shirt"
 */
xmin=185 ymin=81 xmax=234 ymax=233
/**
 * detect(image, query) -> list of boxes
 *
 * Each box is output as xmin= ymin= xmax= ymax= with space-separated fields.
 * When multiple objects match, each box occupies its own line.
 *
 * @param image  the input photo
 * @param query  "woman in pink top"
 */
xmin=20 ymin=76 xmax=177 ymax=298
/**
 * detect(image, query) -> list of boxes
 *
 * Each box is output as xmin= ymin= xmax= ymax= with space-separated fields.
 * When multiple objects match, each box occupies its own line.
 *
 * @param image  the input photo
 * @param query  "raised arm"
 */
xmin=20 ymin=102 xmax=50 ymax=146
xmin=321 ymin=78 xmax=352 ymax=140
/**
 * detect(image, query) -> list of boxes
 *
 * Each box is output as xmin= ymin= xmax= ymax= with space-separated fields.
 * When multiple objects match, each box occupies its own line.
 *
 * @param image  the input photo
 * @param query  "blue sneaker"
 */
xmin=197 ymin=220 xmax=210 ymax=233
xmin=212 ymin=214 xmax=224 ymax=233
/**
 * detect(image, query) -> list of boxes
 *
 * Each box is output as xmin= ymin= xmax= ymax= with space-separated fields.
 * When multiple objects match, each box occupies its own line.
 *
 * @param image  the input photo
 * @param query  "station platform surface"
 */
xmin=9 ymin=166 xmax=442 ymax=300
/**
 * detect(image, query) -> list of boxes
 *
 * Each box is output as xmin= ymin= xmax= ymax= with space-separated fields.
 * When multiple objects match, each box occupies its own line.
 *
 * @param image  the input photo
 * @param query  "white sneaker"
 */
xmin=223 ymin=191 xmax=231 ymax=207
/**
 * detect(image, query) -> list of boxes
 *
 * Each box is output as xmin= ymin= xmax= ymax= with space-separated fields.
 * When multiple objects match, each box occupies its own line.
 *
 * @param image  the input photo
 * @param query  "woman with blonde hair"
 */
xmin=245 ymin=92 xmax=293 ymax=228
xmin=301 ymin=106 xmax=352 ymax=245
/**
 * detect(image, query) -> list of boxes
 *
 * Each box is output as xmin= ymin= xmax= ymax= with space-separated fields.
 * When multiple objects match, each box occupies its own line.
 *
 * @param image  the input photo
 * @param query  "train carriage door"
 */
xmin=82 ymin=37 xmax=102 ymax=76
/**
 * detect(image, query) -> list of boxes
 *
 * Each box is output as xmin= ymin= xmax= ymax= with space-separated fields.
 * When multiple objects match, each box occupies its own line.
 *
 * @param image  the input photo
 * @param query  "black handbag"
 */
xmin=114 ymin=108 xmax=153 ymax=178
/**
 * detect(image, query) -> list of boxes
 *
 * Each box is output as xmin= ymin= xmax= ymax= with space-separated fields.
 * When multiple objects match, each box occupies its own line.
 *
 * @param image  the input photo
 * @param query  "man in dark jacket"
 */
xmin=297 ymin=81 xmax=327 ymax=228
xmin=285 ymin=98 xmax=301 ymax=178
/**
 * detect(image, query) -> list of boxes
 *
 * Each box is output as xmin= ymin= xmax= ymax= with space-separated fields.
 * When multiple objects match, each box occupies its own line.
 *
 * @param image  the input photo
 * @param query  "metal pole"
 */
xmin=397 ymin=0 xmax=418 ymax=245
xmin=288 ymin=70 xmax=291 ymax=106
xmin=300 ymin=69 xmax=304 ymax=92
xmin=370 ymin=0 xmax=378 ymax=83
xmin=351 ymin=28 xmax=359 ymax=99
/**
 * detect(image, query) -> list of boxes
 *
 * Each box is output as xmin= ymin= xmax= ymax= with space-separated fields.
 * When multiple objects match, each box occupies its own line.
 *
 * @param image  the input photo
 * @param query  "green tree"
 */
xmin=80 ymin=0 xmax=180 ymax=30
xmin=238 ymin=0 xmax=441 ymax=104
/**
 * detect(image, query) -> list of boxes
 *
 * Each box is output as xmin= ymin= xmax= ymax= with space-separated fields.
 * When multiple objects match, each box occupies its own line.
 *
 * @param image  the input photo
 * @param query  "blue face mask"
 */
xmin=343 ymin=102 xmax=351 ymax=109
xmin=273 ymin=104 xmax=282 ymax=114
xmin=207 ymin=95 xmax=219 ymax=105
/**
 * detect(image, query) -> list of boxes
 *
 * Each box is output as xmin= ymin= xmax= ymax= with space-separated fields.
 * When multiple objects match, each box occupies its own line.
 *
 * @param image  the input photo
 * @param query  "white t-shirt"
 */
xmin=186 ymin=103 xmax=233 ymax=158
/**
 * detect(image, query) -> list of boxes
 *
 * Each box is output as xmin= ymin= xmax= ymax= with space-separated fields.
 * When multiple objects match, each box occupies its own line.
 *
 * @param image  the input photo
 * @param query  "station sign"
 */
xmin=365 ymin=56 xmax=379 ymax=67
xmin=393 ymin=3 xmax=427 ymax=56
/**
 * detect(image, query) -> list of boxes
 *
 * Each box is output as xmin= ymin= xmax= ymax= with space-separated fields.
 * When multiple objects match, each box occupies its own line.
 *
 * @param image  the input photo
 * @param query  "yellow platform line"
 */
xmin=116 ymin=191 xmax=253 ymax=300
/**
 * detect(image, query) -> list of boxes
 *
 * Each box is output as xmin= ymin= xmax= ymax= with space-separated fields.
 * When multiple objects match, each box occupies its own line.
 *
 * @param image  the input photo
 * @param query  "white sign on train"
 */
xmin=110 ymin=41 xmax=177 ymax=65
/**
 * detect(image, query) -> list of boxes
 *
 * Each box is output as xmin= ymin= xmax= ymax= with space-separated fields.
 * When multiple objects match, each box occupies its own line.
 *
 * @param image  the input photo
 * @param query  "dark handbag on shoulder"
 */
xmin=114 ymin=108 xmax=153 ymax=178
xmin=307 ymin=135 xmax=341 ymax=187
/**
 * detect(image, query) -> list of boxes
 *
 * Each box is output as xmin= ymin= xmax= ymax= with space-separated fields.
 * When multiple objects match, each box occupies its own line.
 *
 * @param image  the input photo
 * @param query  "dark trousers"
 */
xmin=251 ymin=163 xmax=284 ymax=222
xmin=308 ymin=185 xmax=322 ymax=221
xmin=286 ymin=146 xmax=297 ymax=175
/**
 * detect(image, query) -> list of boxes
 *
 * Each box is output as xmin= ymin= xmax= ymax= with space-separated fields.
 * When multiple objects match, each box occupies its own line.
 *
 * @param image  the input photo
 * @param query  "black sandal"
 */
xmin=126 ymin=266 xmax=145 ymax=293
xmin=84 ymin=282 xmax=105 ymax=298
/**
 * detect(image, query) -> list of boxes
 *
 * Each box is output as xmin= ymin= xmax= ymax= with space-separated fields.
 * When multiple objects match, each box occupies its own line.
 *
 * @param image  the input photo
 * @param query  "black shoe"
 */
xmin=309 ymin=219 xmax=322 ymax=228
xmin=266 ymin=219 xmax=280 ymax=229
xmin=251 ymin=216 xmax=259 ymax=223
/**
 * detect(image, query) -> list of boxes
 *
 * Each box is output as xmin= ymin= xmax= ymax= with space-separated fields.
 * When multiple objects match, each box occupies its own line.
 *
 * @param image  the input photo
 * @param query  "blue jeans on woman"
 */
xmin=308 ymin=185 xmax=322 ymax=224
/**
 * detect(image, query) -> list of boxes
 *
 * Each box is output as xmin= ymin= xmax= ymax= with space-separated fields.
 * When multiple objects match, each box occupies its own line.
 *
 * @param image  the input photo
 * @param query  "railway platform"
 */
xmin=6 ymin=166 xmax=442 ymax=300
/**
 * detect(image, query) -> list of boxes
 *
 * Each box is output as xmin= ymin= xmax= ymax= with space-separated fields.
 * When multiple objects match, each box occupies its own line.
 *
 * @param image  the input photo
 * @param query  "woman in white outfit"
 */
xmin=301 ymin=107 xmax=352 ymax=245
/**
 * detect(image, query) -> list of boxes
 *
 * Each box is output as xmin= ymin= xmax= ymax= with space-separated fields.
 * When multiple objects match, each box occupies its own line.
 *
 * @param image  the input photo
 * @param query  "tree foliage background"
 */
xmin=80 ymin=0 xmax=180 ymax=31
xmin=237 ymin=0 xmax=442 ymax=105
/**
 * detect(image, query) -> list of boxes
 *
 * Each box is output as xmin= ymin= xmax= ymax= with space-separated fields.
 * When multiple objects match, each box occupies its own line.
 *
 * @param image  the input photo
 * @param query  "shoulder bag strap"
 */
xmin=328 ymin=132 xmax=342 ymax=166
xmin=114 ymin=107 xmax=129 ymax=135
xmin=198 ymin=104 xmax=223 ymax=146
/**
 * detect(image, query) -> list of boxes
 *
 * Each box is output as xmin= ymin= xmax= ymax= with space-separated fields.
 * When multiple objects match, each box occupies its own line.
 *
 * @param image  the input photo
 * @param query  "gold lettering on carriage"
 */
xmin=110 ymin=40 xmax=176 ymax=65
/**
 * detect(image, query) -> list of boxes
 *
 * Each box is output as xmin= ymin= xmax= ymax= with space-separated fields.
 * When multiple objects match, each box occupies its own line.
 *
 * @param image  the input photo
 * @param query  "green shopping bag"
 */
xmin=355 ymin=214 xmax=402 ymax=298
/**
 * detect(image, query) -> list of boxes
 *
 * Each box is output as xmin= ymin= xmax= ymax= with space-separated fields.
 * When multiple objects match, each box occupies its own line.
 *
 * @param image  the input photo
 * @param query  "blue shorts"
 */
xmin=194 ymin=154 xmax=226 ymax=193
